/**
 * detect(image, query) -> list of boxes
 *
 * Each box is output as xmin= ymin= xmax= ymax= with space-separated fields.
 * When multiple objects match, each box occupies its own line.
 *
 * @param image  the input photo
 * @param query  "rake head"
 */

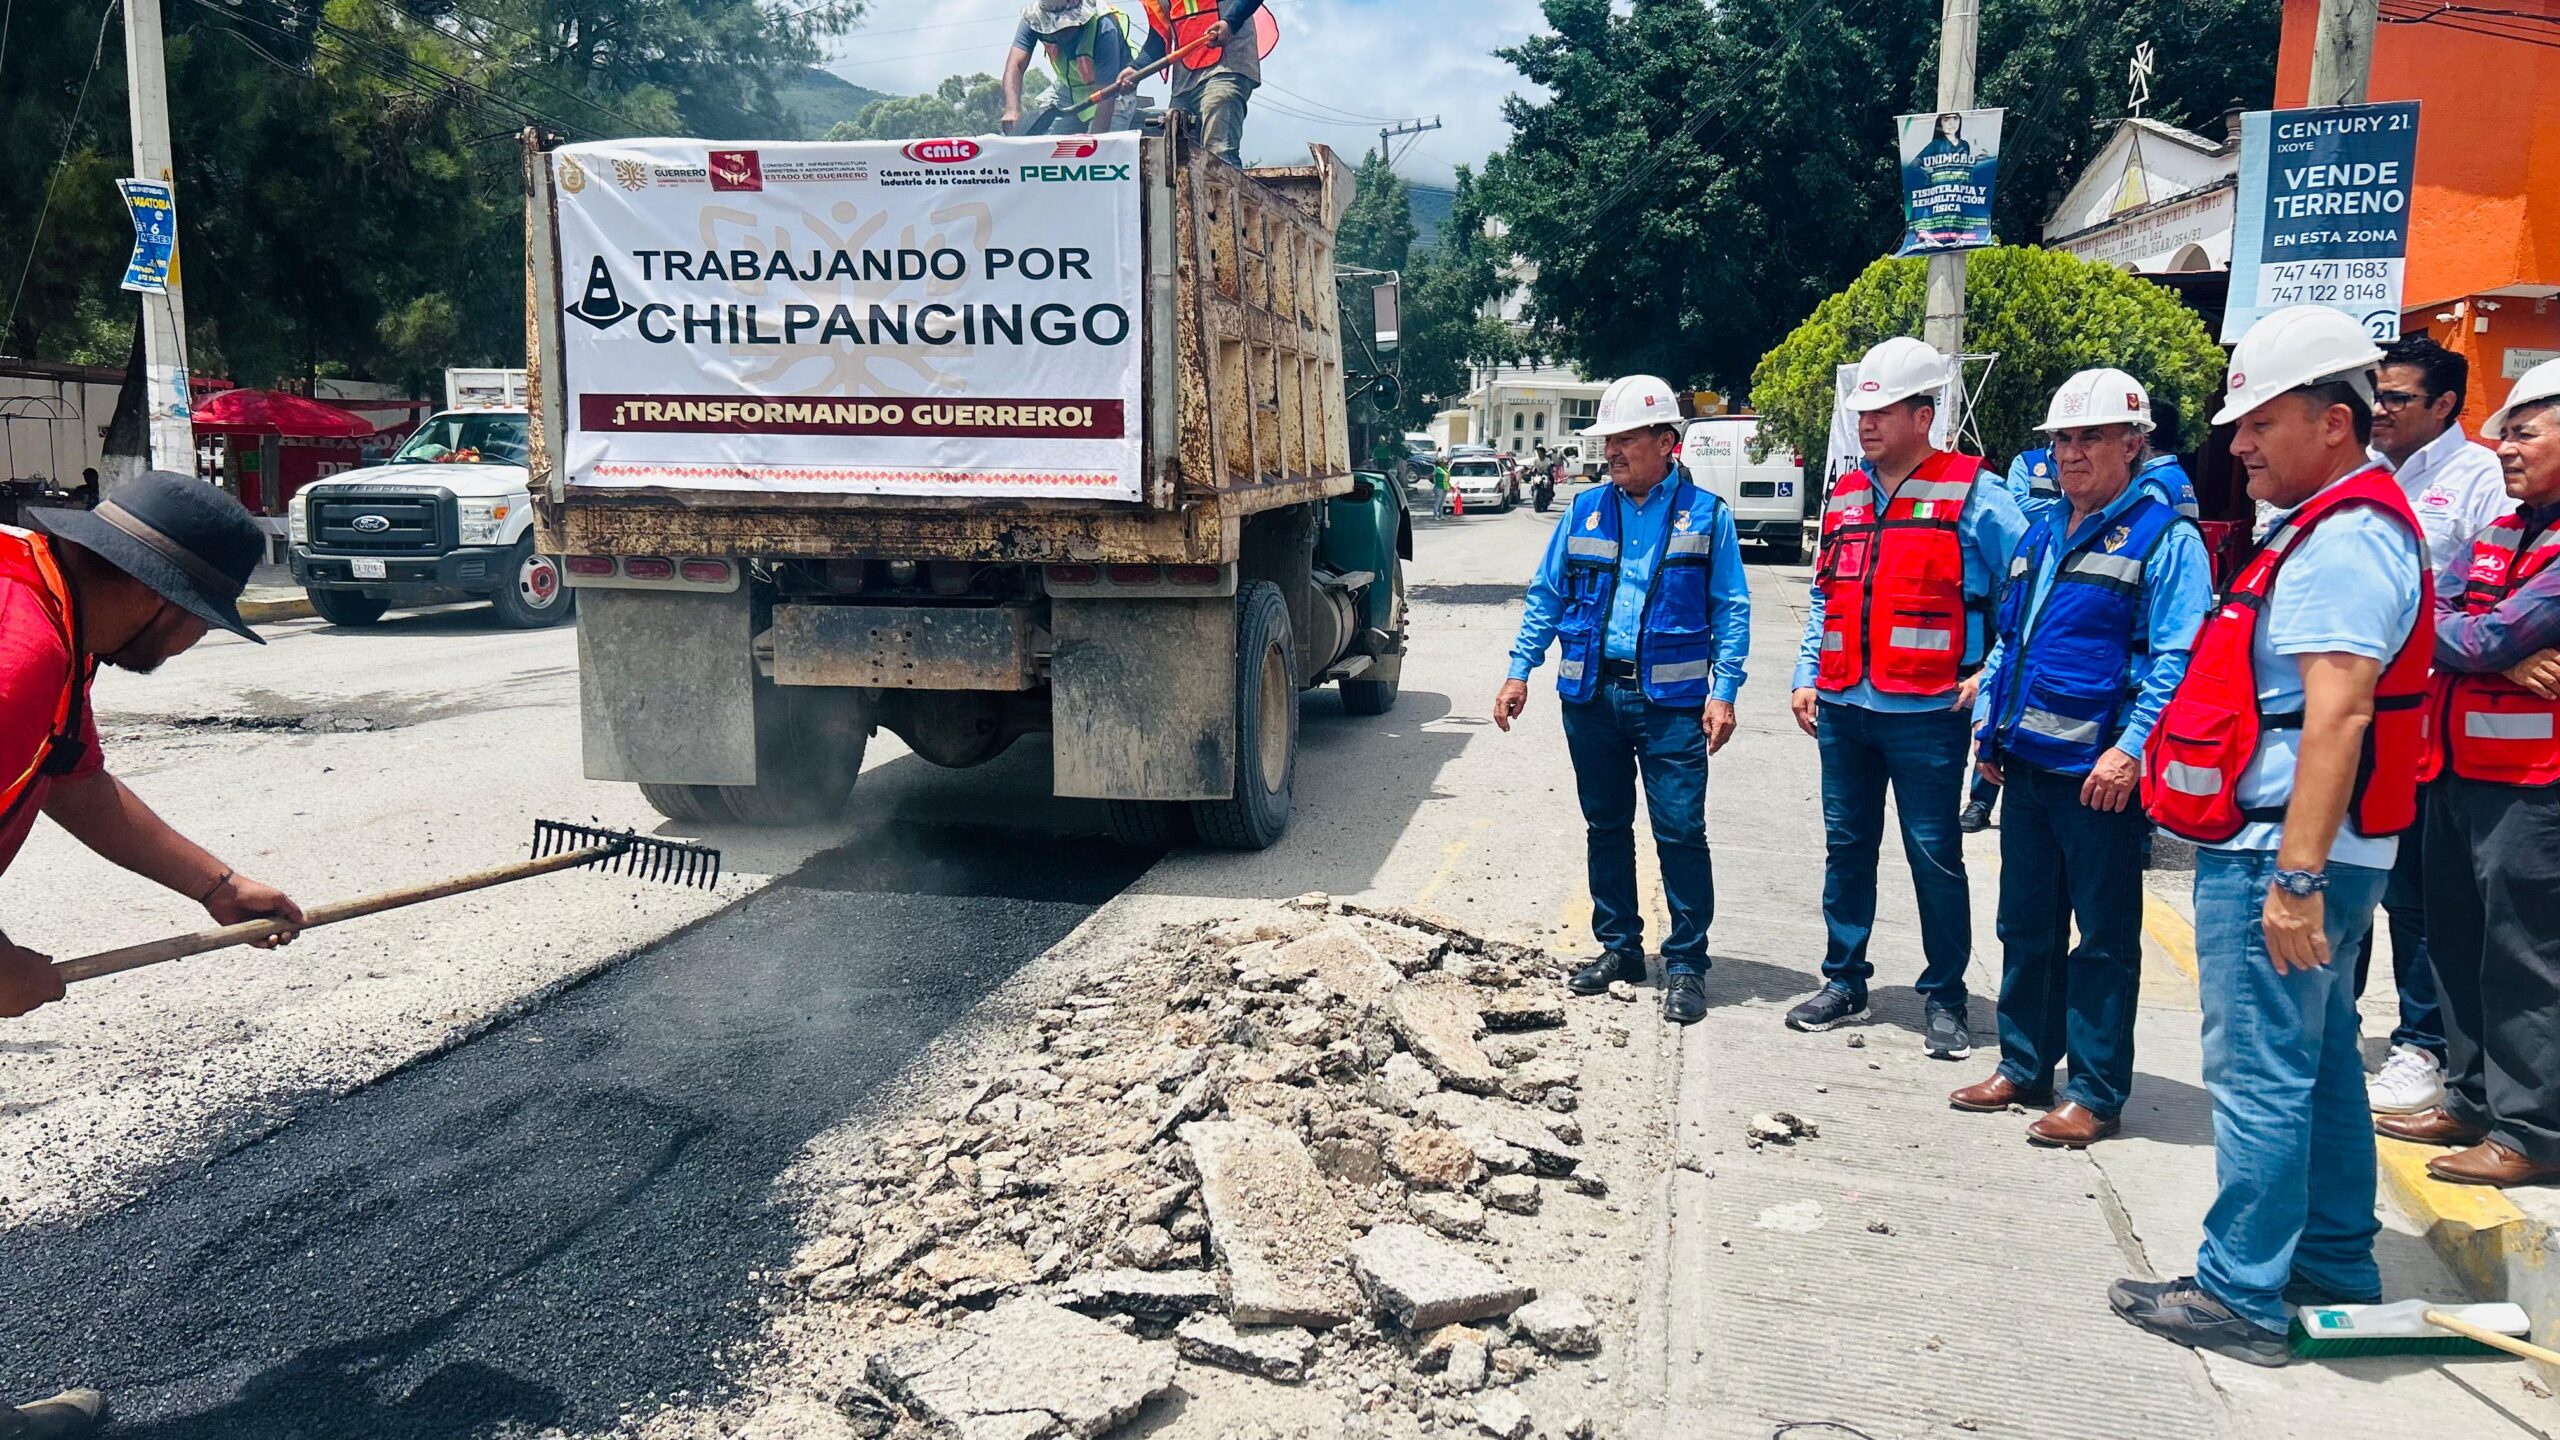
xmin=530 ymin=820 xmax=723 ymax=890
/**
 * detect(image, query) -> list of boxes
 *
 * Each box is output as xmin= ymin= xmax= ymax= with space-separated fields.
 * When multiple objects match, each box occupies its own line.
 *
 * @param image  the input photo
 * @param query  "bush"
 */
xmin=1749 ymin=248 xmax=2227 ymax=470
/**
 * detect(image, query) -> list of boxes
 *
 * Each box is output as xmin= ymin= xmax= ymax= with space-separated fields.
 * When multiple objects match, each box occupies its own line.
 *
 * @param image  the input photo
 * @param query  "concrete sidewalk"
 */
xmin=237 ymin=561 xmax=313 ymax=624
xmin=1617 ymin=566 xmax=2560 ymax=1440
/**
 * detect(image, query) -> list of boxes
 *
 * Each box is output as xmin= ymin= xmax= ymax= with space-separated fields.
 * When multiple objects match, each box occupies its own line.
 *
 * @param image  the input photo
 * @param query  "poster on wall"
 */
xmin=1894 ymin=108 xmax=2005 ymax=255
xmin=2223 ymin=101 xmax=2420 ymax=344
xmin=551 ymin=134 xmax=1146 ymax=501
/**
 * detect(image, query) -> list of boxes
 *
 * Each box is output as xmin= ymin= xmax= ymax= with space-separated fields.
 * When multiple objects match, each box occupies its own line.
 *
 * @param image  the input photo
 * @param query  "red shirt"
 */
xmin=0 ymin=574 xmax=101 ymax=875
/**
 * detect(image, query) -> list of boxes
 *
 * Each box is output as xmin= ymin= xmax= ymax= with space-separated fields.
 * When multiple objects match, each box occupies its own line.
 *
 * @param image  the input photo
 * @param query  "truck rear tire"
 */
xmin=637 ymin=683 xmax=868 ymax=827
xmin=1102 ymin=800 xmax=1195 ymax=849
xmin=489 ymin=541 xmax=576 ymax=629
xmin=1193 ymin=581 xmax=1296 ymax=851
xmin=307 ymin=589 xmax=388 ymax=628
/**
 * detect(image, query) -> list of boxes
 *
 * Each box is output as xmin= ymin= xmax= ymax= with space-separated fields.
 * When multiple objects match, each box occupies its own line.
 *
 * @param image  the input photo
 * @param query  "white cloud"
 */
xmin=820 ymin=0 xmax=1552 ymax=187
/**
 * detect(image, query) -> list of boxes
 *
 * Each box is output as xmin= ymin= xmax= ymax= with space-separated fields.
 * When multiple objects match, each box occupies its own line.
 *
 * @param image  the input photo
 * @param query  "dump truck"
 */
xmin=522 ymin=124 xmax=1409 ymax=848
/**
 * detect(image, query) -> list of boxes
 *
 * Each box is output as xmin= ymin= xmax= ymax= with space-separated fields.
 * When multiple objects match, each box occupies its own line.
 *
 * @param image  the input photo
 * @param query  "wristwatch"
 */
xmin=2272 ymin=868 xmax=2330 ymax=897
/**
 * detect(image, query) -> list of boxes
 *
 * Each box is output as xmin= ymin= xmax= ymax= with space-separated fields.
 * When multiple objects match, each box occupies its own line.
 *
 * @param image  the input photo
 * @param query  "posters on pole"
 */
xmin=1894 ymin=108 xmax=2005 ymax=256
xmin=118 ymin=180 xmax=177 ymax=294
xmin=2222 ymin=101 xmax=2420 ymax=344
xmin=551 ymin=135 xmax=1146 ymax=500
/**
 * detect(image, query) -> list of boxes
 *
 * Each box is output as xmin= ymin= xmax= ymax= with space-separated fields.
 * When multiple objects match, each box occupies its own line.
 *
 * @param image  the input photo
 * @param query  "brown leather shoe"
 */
xmin=2373 ymin=1106 xmax=2490 ymax=1147
xmin=1949 ymin=1072 xmax=2053 ymax=1113
xmin=2027 ymin=1102 xmax=2121 ymax=1148
xmin=2427 ymin=1142 xmax=2560 ymax=1188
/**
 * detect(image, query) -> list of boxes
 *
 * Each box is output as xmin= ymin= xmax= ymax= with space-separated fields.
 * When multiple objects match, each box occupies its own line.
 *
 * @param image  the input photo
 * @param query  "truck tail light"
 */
xmin=623 ymin=557 xmax=675 ymax=581
xmin=1107 ymin=564 xmax=1161 ymax=585
xmin=566 ymin=555 xmax=616 ymax=577
xmin=1167 ymin=565 xmax=1221 ymax=586
xmin=1047 ymin=565 xmax=1098 ymax=585
xmin=680 ymin=560 xmax=733 ymax=585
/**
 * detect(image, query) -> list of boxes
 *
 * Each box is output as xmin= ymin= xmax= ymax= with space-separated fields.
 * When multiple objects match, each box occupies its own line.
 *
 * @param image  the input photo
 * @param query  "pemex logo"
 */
xmin=708 ymin=150 xmax=763 ymax=191
xmin=904 ymin=138 xmax=982 ymax=165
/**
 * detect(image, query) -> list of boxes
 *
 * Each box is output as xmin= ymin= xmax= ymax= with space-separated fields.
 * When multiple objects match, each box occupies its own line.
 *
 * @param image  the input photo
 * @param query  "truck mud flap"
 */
xmin=1050 ymin=594 xmax=1235 ymax=802
xmin=576 ymin=586 xmax=760 ymax=786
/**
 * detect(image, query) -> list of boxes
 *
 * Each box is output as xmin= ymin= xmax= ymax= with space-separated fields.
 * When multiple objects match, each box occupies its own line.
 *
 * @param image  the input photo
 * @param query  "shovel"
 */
xmin=53 ymin=821 xmax=723 ymax=985
xmin=1011 ymin=30 xmax=1219 ymax=137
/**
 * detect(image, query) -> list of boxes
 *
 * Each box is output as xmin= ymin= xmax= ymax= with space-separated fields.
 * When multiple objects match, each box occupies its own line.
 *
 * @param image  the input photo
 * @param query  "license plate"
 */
xmin=350 ymin=558 xmax=387 ymax=580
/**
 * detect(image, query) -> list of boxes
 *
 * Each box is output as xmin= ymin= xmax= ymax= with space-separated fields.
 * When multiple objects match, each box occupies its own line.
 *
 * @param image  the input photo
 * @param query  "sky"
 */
xmin=821 ymin=0 xmax=1555 ymax=188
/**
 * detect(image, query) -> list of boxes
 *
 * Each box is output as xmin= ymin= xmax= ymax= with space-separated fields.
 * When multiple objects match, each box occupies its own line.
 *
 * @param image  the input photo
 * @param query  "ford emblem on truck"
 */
xmin=903 ymin=138 xmax=981 ymax=166
xmin=351 ymin=514 xmax=392 ymax=533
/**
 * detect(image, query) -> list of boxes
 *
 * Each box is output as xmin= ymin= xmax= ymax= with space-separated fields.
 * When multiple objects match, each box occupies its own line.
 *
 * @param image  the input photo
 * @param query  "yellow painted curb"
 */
xmin=236 ymin=594 xmax=314 ymax=625
xmin=2141 ymin=893 xmax=2199 ymax=986
xmin=2376 ymin=1137 xmax=2532 ymax=1293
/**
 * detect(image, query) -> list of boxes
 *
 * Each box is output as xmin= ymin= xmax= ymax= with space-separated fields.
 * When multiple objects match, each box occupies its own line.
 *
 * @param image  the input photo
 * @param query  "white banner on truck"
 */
xmin=552 ymin=135 xmax=1145 ymax=501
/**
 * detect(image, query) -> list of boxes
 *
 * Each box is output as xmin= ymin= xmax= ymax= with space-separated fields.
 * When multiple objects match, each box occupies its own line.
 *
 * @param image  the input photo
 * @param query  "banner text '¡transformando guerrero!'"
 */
xmin=630 ymin=301 xmax=1133 ymax=349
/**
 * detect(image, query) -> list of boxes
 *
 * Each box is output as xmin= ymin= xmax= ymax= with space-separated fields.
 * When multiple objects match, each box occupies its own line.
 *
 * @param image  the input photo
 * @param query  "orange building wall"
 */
xmin=2276 ymin=0 xmax=2560 ymax=430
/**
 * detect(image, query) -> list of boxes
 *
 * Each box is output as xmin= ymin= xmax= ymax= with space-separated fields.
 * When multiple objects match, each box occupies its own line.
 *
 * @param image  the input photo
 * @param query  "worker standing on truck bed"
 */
xmin=0 ymin=472 xmax=308 ymax=1439
xmin=1496 ymin=376 xmax=1751 ymax=1029
xmin=1002 ymin=1 xmax=1139 ymax=137
xmin=1122 ymin=0 xmax=1275 ymax=167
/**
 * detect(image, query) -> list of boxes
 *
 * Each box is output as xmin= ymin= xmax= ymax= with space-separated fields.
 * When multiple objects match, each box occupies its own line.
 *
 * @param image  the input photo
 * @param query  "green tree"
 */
xmin=1748 ymin=247 xmax=2227 ymax=468
xmin=1389 ymin=169 xmax=1517 ymax=429
xmin=1338 ymin=152 xmax=1417 ymax=273
xmin=828 ymin=72 xmax=1046 ymax=142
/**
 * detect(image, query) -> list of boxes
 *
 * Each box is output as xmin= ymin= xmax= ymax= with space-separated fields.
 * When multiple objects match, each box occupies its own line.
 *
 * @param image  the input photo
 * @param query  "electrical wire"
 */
xmin=2 ymin=0 xmax=117 ymax=350
xmin=189 ymin=0 xmax=597 ymax=139
xmin=1260 ymin=81 xmax=1415 ymax=125
xmin=385 ymin=1 xmax=657 ymax=135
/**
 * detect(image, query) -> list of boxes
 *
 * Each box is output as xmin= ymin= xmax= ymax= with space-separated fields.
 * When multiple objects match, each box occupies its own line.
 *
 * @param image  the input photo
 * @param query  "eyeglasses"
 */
xmin=2373 ymin=389 xmax=2432 ymax=413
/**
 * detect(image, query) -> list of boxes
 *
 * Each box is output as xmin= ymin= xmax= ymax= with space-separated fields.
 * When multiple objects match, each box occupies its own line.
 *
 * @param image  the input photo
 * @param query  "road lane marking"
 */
xmin=1413 ymin=818 xmax=1493 ymax=911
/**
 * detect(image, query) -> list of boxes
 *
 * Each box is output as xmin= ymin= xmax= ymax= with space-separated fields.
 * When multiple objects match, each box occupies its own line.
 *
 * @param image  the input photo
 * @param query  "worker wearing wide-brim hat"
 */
xmin=1496 ymin=376 xmax=1751 ymax=1028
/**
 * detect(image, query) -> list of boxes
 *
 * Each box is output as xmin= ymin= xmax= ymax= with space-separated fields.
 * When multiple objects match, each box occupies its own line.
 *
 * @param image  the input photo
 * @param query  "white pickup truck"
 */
xmin=287 ymin=369 xmax=575 ymax=628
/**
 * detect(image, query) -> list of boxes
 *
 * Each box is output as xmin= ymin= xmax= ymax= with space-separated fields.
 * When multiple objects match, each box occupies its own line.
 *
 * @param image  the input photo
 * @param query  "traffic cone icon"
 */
xmin=567 ymin=257 xmax=637 ymax=329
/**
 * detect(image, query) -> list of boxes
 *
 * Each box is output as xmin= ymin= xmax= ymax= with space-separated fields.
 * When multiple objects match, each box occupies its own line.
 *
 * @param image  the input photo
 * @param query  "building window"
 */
xmin=1563 ymin=398 xmax=1598 ymax=427
xmin=1534 ymin=412 xmax=1548 ymax=431
xmin=1513 ymin=412 xmax=1526 ymax=431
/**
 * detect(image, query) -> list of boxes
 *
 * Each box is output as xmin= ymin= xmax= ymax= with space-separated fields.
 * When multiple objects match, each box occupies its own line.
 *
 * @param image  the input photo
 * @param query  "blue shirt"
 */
xmin=1971 ymin=482 xmax=2215 ymax=761
xmin=2209 ymin=475 xmax=2425 ymax=870
xmin=1791 ymin=459 xmax=2030 ymax=710
xmin=1510 ymin=480 xmax=1753 ymax=705
xmin=2137 ymin=453 xmax=2200 ymax=517
xmin=2005 ymin=450 xmax=2060 ymax=528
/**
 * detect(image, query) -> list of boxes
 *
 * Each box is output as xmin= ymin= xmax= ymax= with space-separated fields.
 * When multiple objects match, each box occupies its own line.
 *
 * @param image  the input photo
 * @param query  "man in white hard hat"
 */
xmin=2112 ymin=306 xmax=2434 ymax=1367
xmin=2377 ymin=355 xmax=2560 ymax=1188
xmin=1785 ymin=337 xmax=2028 ymax=1058
xmin=1498 ymin=375 xmax=1751 ymax=1027
xmin=1952 ymin=369 xmax=2213 ymax=1146
xmin=2347 ymin=335 xmax=2508 ymax=1117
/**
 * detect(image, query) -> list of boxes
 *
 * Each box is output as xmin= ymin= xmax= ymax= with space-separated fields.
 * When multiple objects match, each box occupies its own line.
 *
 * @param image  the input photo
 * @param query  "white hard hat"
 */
xmin=1581 ymin=375 xmax=1684 ymax=438
xmin=2486 ymin=356 xmax=2560 ymax=440
xmin=2213 ymin=306 xmax=2386 ymax=425
xmin=1843 ymin=337 xmax=1952 ymax=413
xmin=2040 ymin=368 xmax=2155 ymax=433
xmin=1022 ymin=0 xmax=1111 ymax=36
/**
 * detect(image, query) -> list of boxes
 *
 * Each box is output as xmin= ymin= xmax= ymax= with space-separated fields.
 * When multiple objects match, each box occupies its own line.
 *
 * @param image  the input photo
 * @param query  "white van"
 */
xmin=1680 ymin=415 xmax=1806 ymax=563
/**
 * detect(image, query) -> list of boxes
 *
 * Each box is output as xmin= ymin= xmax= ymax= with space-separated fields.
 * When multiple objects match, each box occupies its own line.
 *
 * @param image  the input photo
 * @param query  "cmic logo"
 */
xmin=904 ymin=138 xmax=982 ymax=165
xmin=566 ymin=257 xmax=637 ymax=330
xmin=708 ymin=150 xmax=763 ymax=191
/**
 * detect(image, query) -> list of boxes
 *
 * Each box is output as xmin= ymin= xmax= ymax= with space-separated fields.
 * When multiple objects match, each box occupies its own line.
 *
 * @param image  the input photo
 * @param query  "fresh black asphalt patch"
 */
xmin=0 ymin=822 xmax=1157 ymax=1439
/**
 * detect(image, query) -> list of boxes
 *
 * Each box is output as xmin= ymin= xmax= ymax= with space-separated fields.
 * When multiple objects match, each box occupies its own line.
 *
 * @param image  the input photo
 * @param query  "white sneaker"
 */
xmin=2368 ymin=1044 xmax=2446 ymax=1115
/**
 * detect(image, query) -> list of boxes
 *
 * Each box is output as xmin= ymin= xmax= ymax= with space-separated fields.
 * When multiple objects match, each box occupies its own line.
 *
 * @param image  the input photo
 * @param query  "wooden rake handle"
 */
xmin=2427 ymin=1308 xmax=2560 ymax=1367
xmin=52 ymin=846 xmax=616 ymax=985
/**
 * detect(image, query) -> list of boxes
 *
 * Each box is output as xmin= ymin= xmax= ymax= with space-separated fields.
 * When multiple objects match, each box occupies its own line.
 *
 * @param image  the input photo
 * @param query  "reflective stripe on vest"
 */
xmin=1044 ymin=14 xmax=1133 ymax=121
xmin=2435 ymin=511 xmax=2560 ymax=786
xmin=1145 ymin=0 xmax=1227 ymax=67
xmin=2144 ymin=468 xmax=2434 ymax=840
xmin=1815 ymin=450 xmax=1983 ymax=697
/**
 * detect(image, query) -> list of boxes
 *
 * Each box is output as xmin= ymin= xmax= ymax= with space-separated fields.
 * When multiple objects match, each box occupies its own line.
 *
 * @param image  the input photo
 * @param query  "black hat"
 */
xmin=30 ymin=471 xmax=268 ymax=644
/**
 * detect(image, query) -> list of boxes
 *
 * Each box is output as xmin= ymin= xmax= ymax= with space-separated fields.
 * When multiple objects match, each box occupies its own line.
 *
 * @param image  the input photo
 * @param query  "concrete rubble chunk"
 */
xmin=1110 ymin=1223 xmax=1185 ymax=1271
xmin=1276 ymin=923 xmax=1402 ymax=1006
xmin=1347 ymin=1224 xmax=1536 ymax=1331
xmin=1484 ymin=1175 xmax=1542 ymax=1215
xmin=868 ymin=1298 xmax=1176 ymax=1440
xmin=1513 ymin=1293 xmax=1601 ymax=1355
xmin=1061 ymin=1268 xmax=1225 ymax=1320
xmin=1473 ymin=1392 xmax=1533 ymax=1440
xmin=1387 ymin=978 xmax=1504 ymax=1095
xmin=1311 ymin=1137 xmax=1385 ymax=1187
xmin=1409 ymin=1191 xmax=1487 ymax=1240
xmin=1174 ymin=1315 xmax=1318 ymax=1382
xmin=1416 ymin=1324 xmax=1485 ymax=1373
xmin=1386 ymin=1127 xmax=1479 ymax=1190
xmin=1443 ymin=1337 xmax=1488 ymax=1393
xmin=1415 ymin=1092 xmax=1581 ymax=1176
xmin=1367 ymin=1052 xmax=1441 ymax=1116
xmin=1149 ymin=1073 xmax=1219 ymax=1145
xmin=1476 ymin=992 xmax=1566 ymax=1032
xmin=1180 ymin=1117 xmax=1361 ymax=1327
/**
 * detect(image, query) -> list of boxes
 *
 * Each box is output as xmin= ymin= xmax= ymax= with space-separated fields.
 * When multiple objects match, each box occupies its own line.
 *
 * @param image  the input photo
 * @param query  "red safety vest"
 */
xmin=1142 ymin=0 xmax=1228 ymax=69
xmin=0 ymin=528 xmax=91 ymax=836
xmin=2143 ymin=467 xmax=2434 ymax=843
xmin=2425 ymin=509 xmax=2560 ymax=787
xmin=1814 ymin=450 xmax=1987 ymax=697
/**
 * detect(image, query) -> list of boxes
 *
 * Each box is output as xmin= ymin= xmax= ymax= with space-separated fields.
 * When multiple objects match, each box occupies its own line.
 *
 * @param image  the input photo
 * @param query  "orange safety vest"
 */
xmin=2144 ymin=467 xmax=2434 ymax=842
xmin=2425 ymin=508 xmax=2560 ymax=788
xmin=0 ymin=528 xmax=92 ymax=836
xmin=1814 ymin=450 xmax=1989 ymax=697
xmin=1142 ymin=0 xmax=1228 ymax=69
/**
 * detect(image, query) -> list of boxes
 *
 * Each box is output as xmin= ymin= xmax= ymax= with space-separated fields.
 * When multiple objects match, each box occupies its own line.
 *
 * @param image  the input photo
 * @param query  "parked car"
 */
xmin=1446 ymin=456 xmax=1517 ymax=513
xmin=1679 ymin=414 xmax=1806 ymax=562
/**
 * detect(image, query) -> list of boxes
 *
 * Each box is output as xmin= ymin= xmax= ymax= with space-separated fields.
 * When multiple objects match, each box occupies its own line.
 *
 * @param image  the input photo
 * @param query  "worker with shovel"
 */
xmin=0 ymin=471 xmax=304 ymax=1435
xmin=1121 ymin=0 xmax=1277 ymax=167
xmin=1001 ymin=1 xmax=1140 ymax=137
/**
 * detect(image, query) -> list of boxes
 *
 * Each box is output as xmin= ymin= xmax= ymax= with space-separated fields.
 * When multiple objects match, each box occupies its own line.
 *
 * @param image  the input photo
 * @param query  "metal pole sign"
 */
xmin=117 ymin=179 xmax=177 ymax=294
xmin=2222 ymin=101 xmax=2419 ymax=344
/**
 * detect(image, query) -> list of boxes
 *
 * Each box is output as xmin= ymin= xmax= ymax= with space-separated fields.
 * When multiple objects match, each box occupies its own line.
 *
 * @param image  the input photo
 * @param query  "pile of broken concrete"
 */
xmin=784 ymin=896 xmax=1608 ymax=1440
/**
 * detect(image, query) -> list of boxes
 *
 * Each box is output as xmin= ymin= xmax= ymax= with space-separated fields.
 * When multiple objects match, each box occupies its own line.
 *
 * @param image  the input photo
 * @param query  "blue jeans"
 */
xmin=1172 ymin=74 xmax=1256 ymax=167
xmin=1995 ymin=762 xmax=2147 ymax=1117
xmin=1816 ymin=700 xmax=1974 ymax=1007
xmin=2346 ymin=794 xmax=2447 ymax=1057
xmin=1560 ymin=679 xmax=1714 ymax=974
xmin=2193 ymin=847 xmax=2390 ymax=1333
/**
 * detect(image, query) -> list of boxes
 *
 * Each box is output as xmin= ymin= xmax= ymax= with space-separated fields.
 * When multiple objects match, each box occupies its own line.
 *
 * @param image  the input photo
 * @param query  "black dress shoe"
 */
xmin=1567 ymin=951 xmax=1646 ymax=995
xmin=1959 ymin=799 xmax=1993 ymax=833
xmin=1663 ymin=971 xmax=1708 ymax=1025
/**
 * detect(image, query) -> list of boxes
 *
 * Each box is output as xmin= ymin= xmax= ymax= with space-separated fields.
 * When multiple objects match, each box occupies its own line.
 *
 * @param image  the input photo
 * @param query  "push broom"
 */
xmin=2291 ymin=1299 xmax=2554 ymax=1362
xmin=50 ymin=821 xmax=722 ymax=985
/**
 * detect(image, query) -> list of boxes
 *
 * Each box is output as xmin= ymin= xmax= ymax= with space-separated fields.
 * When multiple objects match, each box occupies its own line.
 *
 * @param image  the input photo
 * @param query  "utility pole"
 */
xmin=123 ymin=0 xmax=194 ymax=481
xmin=2307 ymin=0 xmax=2380 ymax=106
xmin=1377 ymin=117 xmax=1443 ymax=174
xmin=1921 ymin=0 xmax=1979 ymax=380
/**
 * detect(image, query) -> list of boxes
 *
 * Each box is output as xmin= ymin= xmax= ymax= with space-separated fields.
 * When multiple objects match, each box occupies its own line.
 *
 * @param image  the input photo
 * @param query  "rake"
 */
xmin=52 ymin=821 xmax=722 ymax=985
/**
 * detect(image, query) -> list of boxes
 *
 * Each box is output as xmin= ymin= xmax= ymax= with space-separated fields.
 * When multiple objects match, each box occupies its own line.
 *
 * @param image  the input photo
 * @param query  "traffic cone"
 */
xmin=1450 ymin=489 xmax=1464 ymax=517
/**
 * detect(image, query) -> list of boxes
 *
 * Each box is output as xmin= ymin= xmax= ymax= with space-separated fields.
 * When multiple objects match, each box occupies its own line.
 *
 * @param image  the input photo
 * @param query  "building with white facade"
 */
xmin=2041 ymin=115 xmax=2241 ymax=276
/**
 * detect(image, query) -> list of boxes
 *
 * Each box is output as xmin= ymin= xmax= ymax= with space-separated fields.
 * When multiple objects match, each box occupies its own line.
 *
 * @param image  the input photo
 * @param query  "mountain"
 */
xmin=1409 ymin=185 xmax=1456 ymax=251
xmin=778 ymin=67 xmax=892 ymax=140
